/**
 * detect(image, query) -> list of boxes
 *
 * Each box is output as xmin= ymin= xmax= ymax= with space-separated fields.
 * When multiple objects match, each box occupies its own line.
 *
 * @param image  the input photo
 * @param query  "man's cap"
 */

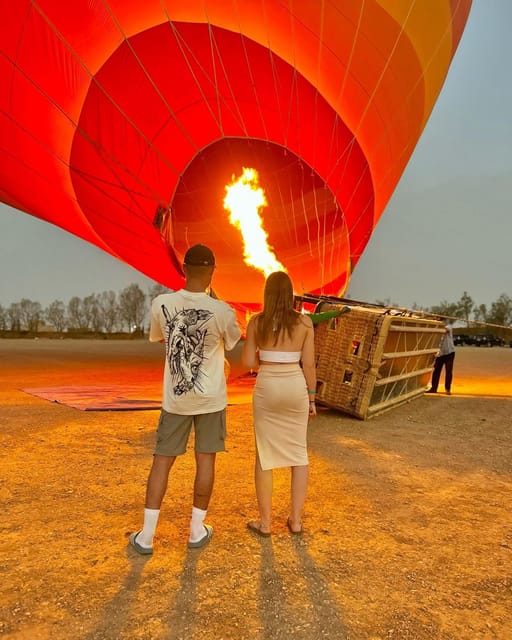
xmin=183 ymin=244 xmax=215 ymax=266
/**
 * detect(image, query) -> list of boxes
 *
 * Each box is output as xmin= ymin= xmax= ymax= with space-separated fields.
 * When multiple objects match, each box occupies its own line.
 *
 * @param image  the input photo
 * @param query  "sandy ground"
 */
xmin=0 ymin=339 xmax=511 ymax=640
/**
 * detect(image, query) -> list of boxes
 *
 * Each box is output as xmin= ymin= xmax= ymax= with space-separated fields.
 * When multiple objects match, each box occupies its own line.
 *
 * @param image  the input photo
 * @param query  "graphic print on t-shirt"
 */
xmin=161 ymin=305 xmax=213 ymax=396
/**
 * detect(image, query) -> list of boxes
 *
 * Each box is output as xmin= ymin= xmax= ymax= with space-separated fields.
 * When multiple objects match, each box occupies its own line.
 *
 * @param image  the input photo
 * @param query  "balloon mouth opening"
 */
xmin=169 ymin=138 xmax=349 ymax=301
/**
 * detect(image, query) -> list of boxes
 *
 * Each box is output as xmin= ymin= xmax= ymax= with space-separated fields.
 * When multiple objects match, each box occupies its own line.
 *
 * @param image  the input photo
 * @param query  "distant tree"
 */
xmin=148 ymin=283 xmax=171 ymax=300
xmin=46 ymin=300 xmax=66 ymax=332
xmin=19 ymin=298 xmax=42 ymax=332
xmin=98 ymin=291 xmax=119 ymax=333
xmin=86 ymin=294 xmax=104 ymax=332
xmin=429 ymin=301 xmax=459 ymax=320
xmin=473 ymin=303 xmax=488 ymax=324
xmin=457 ymin=291 xmax=474 ymax=327
xmin=80 ymin=294 xmax=106 ymax=331
xmin=67 ymin=296 xmax=88 ymax=330
xmin=119 ymin=283 xmax=147 ymax=332
xmin=80 ymin=294 xmax=95 ymax=330
xmin=7 ymin=303 xmax=21 ymax=331
xmin=18 ymin=299 xmax=30 ymax=328
xmin=0 ymin=304 xmax=7 ymax=330
xmin=487 ymin=293 xmax=512 ymax=327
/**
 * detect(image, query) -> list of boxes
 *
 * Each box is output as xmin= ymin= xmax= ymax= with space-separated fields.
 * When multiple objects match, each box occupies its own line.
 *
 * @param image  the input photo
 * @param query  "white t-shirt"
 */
xmin=150 ymin=289 xmax=241 ymax=414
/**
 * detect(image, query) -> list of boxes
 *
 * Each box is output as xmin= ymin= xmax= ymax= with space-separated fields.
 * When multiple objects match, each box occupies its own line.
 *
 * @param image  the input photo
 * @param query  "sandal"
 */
xmin=247 ymin=521 xmax=271 ymax=538
xmin=129 ymin=531 xmax=153 ymax=555
xmin=188 ymin=524 xmax=214 ymax=549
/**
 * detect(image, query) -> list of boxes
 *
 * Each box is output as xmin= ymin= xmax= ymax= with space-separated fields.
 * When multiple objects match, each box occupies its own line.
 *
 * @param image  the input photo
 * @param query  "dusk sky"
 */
xmin=1 ymin=0 xmax=510 ymax=311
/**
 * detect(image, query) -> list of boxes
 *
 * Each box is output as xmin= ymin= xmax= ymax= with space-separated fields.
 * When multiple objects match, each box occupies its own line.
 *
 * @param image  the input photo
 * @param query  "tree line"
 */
xmin=0 ymin=283 xmax=169 ymax=334
xmin=1 ymin=287 xmax=511 ymax=335
xmin=375 ymin=291 xmax=512 ymax=328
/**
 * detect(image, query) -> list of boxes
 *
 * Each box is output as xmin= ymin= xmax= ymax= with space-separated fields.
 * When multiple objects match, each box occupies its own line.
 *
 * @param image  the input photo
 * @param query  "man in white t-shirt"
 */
xmin=129 ymin=244 xmax=241 ymax=554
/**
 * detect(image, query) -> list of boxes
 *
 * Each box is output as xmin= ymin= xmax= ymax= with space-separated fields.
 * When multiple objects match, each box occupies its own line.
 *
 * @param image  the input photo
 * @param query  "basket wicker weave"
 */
xmin=312 ymin=302 xmax=444 ymax=419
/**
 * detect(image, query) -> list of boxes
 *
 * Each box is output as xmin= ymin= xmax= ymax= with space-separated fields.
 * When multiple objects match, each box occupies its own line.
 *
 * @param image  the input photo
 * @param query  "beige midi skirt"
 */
xmin=253 ymin=363 xmax=309 ymax=470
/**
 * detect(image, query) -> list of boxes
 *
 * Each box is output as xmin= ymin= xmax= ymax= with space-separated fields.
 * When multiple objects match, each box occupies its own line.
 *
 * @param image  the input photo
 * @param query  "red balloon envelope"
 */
xmin=0 ymin=1 xmax=472 ymax=302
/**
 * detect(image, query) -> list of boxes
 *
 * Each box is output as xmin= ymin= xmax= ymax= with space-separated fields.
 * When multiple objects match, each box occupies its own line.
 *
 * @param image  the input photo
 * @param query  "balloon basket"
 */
xmin=311 ymin=302 xmax=445 ymax=419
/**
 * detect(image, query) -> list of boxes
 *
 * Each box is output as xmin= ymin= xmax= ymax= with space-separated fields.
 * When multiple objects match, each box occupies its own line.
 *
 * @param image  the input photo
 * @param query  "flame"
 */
xmin=224 ymin=167 xmax=286 ymax=277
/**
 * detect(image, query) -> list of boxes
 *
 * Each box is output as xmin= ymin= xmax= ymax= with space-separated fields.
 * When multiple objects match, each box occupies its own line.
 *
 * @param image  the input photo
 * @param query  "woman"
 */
xmin=242 ymin=271 xmax=316 ymax=536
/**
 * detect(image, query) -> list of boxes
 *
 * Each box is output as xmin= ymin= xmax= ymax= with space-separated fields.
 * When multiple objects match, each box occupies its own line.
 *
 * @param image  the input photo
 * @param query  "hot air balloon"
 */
xmin=0 ymin=1 xmax=472 ymax=304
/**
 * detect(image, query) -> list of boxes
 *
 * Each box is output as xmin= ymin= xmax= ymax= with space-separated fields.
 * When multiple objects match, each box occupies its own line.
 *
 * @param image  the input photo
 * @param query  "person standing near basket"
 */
xmin=426 ymin=320 xmax=456 ymax=395
xmin=129 ymin=244 xmax=241 ymax=554
xmin=242 ymin=271 xmax=316 ymax=537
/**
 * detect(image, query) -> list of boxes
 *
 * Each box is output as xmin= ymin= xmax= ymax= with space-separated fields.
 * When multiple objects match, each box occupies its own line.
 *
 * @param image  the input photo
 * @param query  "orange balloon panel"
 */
xmin=0 ymin=1 xmax=472 ymax=302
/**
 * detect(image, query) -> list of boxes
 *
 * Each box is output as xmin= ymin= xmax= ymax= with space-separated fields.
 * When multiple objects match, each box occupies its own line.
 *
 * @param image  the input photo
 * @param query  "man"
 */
xmin=129 ymin=244 xmax=241 ymax=554
xmin=426 ymin=321 xmax=455 ymax=395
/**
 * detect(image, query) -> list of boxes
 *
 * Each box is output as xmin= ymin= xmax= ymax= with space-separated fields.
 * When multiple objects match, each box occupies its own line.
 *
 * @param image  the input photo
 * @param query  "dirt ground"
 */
xmin=0 ymin=339 xmax=511 ymax=640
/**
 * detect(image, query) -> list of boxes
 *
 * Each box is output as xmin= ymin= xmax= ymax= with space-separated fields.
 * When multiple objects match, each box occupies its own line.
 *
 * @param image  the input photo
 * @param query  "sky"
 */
xmin=1 ymin=0 xmax=510 ymax=311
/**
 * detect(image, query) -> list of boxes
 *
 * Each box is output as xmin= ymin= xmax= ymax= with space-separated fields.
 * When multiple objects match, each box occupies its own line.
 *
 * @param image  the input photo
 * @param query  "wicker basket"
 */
xmin=313 ymin=302 xmax=444 ymax=419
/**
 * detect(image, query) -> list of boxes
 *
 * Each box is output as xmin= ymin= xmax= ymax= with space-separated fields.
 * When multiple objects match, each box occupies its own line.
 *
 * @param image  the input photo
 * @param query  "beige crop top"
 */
xmin=258 ymin=350 xmax=301 ymax=363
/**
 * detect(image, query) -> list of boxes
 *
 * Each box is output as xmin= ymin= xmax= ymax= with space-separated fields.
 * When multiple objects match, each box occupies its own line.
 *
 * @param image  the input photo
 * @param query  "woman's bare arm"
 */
xmin=301 ymin=316 xmax=316 ymax=393
xmin=242 ymin=316 xmax=260 ymax=369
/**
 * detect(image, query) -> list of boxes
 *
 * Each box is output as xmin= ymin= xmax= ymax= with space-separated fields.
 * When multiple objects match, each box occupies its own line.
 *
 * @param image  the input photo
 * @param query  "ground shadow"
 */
xmin=254 ymin=534 xmax=349 ymax=640
xmin=289 ymin=536 xmax=351 ymax=639
xmin=82 ymin=547 xmax=152 ymax=639
xmin=164 ymin=549 xmax=200 ymax=639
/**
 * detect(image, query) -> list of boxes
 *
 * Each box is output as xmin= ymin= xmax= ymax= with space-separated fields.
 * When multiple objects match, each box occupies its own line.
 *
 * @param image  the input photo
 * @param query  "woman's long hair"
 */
xmin=256 ymin=271 xmax=299 ymax=346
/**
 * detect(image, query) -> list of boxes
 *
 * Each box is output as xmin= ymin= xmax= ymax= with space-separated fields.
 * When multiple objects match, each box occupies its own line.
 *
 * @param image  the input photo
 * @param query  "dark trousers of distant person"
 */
xmin=429 ymin=352 xmax=455 ymax=393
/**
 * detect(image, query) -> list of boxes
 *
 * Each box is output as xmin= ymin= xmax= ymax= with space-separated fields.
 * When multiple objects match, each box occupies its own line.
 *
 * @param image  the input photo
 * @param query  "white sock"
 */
xmin=189 ymin=506 xmax=207 ymax=542
xmin=138 ymin=508 xmax=160 ymax=547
